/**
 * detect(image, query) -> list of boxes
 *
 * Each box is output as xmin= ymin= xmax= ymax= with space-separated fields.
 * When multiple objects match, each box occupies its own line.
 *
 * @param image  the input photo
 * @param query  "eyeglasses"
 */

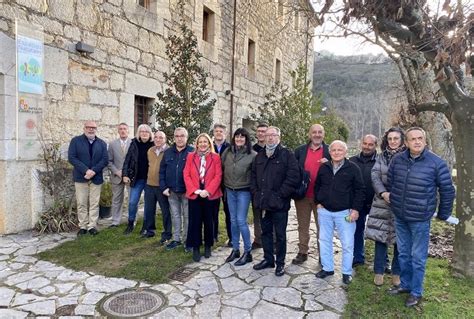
xmin=139 ymin=130 xmax=150 ymax=133
xmin=174 ymin=135 xmax=186 ymax=138
xmin=85 ymin=126 xmax=97 ymax=130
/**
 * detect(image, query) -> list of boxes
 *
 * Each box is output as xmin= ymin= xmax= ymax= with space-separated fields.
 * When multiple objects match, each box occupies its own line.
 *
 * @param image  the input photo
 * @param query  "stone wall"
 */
xmin=0 ymin=0 xmax=315 ymax=234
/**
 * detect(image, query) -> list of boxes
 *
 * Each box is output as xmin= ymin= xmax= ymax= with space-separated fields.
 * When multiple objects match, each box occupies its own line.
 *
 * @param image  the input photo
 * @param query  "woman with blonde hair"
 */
xmin=184 ymin=133 xmax=223 ymax=262
xmin=122 ymin=124 xmax=154 ymax=235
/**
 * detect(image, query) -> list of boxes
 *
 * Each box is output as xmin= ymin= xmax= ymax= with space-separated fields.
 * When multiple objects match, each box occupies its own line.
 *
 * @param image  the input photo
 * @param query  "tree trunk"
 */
xmin=450 ymin=102 xmax=474 ymax=277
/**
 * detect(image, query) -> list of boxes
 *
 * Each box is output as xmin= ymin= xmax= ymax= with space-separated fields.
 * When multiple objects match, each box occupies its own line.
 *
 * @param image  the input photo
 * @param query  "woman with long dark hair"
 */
xmin=366 ymin=127 xmax=406 ymax=286
xmin=222 ymin=128 xmax=257 ymax=266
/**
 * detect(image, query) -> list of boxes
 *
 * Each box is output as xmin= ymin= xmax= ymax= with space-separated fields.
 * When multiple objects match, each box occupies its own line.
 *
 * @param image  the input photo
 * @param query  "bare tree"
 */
xmin=313 ymin=0 xmax=473 ymax=278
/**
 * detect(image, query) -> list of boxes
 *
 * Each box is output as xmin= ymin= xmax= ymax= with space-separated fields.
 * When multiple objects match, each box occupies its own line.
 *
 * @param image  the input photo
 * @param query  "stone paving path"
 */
xmin=0 ymin=206 xmax=347 ymax=318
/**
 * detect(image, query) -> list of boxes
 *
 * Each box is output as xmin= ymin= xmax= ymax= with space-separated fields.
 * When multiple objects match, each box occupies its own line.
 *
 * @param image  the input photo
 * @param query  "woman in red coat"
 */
xmin=184 ymin=133 xmax=223 ymax=262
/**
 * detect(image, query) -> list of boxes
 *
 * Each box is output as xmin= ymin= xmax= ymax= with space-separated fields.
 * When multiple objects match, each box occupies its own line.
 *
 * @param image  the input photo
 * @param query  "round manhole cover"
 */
xmin=98 ymin=289 xmax=165 ymax=317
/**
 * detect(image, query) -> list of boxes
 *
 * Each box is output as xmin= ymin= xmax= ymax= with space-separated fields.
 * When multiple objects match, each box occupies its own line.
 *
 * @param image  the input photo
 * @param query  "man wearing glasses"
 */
xmin=160 ymin=127 xmax=194 ymax=250
xmin=251 ymin=126 xmax=300 ymax=276
xmin=68 ymin=121 xmax=108 ymax=236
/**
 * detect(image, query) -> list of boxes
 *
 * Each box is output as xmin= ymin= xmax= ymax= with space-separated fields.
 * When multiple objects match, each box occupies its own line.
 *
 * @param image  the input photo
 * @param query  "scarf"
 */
xmin=265 ymin=143 xmax=278 ymax=158
xmin=198 ymin=150 xmax=210 ymax=184
xmin=383 ymin=145 xmax=406 ymax=164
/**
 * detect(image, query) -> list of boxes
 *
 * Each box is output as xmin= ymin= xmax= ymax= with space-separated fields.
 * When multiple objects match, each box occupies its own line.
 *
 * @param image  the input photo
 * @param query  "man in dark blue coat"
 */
xmin=387 ymin=127 xmax=455 ymax=307
xmin=160 ymin=127 xmax=194 ymax=250
xmin=68 ymin=121 xmax=108 ymax=236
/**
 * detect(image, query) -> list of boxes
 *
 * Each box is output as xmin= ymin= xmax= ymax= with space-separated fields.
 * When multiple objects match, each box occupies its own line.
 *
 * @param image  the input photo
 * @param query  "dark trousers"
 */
xmin=262 ymin=210 xmax=288 ymax=267
xmin=187 ymin=197 xmax=218 ymax=248
xmin=144 ymin=185 xmax=172 ymax=240
xmin=213 ymin=196 xmax=231 ymax=242
xmin=353 ymin=206 xmax=369 ymax=264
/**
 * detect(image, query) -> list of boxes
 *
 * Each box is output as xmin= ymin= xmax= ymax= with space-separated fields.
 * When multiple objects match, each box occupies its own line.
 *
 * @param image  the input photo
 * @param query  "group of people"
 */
xmin=68 ymin=120 xmax=455 ymax=308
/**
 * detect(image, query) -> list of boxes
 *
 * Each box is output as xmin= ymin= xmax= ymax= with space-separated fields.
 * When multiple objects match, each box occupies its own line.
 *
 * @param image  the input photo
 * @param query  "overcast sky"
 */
xmin=311 ymin=0 xmax=462 ymax=56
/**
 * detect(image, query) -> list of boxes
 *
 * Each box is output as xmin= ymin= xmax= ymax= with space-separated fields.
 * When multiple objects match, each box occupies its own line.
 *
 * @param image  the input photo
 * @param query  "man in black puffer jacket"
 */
xmin=251 ymin=126 xmax=300 ymax=277
xmin=387 ymin=127 xmax=455 ymax=307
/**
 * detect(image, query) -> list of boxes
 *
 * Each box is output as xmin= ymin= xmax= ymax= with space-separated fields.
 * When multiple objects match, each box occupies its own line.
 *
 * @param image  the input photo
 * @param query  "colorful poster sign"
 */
xmin=17 ymin=35 xmax=44 ymax=94
xmin=16 ymin=20 xmax=44 ymax=160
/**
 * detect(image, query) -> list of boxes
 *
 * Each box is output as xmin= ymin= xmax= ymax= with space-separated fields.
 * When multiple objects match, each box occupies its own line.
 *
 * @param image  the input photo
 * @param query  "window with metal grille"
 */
xmin=134 ymin=95 xmax=150 ymax=130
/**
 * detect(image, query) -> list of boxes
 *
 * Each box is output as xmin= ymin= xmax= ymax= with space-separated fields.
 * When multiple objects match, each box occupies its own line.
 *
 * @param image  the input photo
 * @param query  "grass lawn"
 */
xmin=38 ymin=215 xmax=228 ymax=284
xmin=344 ymin=220 xmax=474 ymax=318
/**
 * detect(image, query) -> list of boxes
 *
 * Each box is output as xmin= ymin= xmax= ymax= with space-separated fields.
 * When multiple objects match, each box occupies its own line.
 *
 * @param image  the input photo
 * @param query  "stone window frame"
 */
xmin=137 ymin=0 xmax=151 ymax=9
xmin=274 ymin=48 xmax=283 ymax=84
xmin=247 ymin=38 xmax=256 ymax=79
xmin=134 ymin=95 xmax=154 ymax=130
xmin=195 ymin=1 xmax=221 ymax=63
xmin=294 ymin=10 xmax=299 ymax=31
xmin=202 ymin=6 xmax=215 ymax=44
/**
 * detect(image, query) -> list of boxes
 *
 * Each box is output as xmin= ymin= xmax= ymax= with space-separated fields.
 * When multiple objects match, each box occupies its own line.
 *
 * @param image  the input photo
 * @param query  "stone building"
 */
xmin=0 ymin=0 xmax=316 ymax=234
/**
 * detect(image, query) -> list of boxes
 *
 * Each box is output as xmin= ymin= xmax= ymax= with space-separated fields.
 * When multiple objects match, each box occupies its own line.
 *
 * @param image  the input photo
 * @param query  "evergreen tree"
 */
xmin=254 ymin=63 xmax=348 ymax=150
xmin=152 ymin=0 xmax=215 ymax=143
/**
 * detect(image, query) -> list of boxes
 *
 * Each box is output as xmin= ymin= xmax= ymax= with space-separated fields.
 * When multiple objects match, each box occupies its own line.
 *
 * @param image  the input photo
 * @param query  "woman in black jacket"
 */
xmin=122 ymin=124 xmax=154 ymax=235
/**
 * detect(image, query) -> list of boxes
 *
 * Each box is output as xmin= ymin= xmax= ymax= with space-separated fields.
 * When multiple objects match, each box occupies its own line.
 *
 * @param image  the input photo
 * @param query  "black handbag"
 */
xmin=292 ymin=169 xmax=310 ymax=200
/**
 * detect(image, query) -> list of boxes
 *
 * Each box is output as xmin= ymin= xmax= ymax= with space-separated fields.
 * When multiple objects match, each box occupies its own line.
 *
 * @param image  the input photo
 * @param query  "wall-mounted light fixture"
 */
xmin=75 ymin=41 xmax=95 ymax=54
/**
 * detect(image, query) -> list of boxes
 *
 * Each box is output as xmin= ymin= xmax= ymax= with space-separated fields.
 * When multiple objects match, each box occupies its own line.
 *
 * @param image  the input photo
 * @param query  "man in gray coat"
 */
xmin=108 ymin=123 xmax=131 ymax=227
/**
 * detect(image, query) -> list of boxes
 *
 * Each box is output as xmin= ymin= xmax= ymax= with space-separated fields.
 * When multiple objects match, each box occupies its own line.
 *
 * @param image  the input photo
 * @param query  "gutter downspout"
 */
xmin=229 ymin=0 xmax=237 ymax=136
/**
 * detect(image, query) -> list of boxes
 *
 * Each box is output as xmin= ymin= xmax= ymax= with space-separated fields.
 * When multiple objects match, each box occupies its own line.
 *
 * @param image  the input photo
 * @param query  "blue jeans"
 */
xmin=128 ymin=179 xmax=146 ymax=222
xmin=395 ymin=217 xmax=431 ymax=297
xmin=353 ymin=206 xmax=369 ymax=264
xmin=226 ymin=189 xmax=252 ymax=252
xmin=374 ymin=241 xmax=400 ymax=275
xmin=318 ymin=207 xmax=356 ymax=275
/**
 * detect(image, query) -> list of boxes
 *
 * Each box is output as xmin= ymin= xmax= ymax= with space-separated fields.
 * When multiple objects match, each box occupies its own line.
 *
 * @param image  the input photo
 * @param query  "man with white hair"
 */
xmin=160 ymin=127 xmax=194 ymax=249
xmin=142 ymin=131 xmax=171 ymax=239
xmin=251 ymin=126 xmax=300 ymax=276
xmin=314 ymin=140 xmax=365 ymax=284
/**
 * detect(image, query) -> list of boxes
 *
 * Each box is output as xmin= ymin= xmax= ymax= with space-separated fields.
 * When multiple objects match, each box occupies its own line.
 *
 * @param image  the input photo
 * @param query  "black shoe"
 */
xmin=388 ymin=286 xmax=411 ymax=295
xmin=352 ymin=261 xmax=365 ymax=268
xmin=158 ymin=238 xmax=168 ymax=246
xmin=275 ymin=265 xmax=285 ymax=276
xmin=204 ymin=246 xmax=212 ymax=258
xmin=405 ymin=295 xmax=422 ymax=307
xmin=192 ymin=247 xmax=201 ymax=262
xmin=123 ymin=221 xmax=134 ymax=235
xmin=108 ymin=224 xmax=118 ymax=228
xmin=315 ymin=270 xmax=335 ymax=279
xmin=251 ymin=242 xmax=262 ymax=250
xmin=139 ymin=229 xmax=147 ymax=236
xmin=227 ymin=240 xmax=233 ymax=248
xmin=88 ymin=228 xmax=98 ymax=236
xmin=77 ymin=229 xmax=87 ymax=236
xmin=253 ymin=260 xmax=275 ymax=270
xmin=225 ymin=250 xmax=240 ymax=263
xmin=234 ymin=251 xmax=252 ymax=266
xmin=141 ymin=232 xmax=155 ymax=238
xmin=384 ymin=265 xmax=392 ymax=274
xmin=165 ymin=240 xmax=182 ymax=250
xmin=292 ymin=253 xmax=308 ymax=265
xmin=342 ymin=274 xmax=352 ymax=285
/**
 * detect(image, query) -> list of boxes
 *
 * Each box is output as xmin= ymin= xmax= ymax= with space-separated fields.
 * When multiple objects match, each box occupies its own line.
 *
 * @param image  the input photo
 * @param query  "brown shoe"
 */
xmin=374 ymin=274 xmax=384 ymax=286
xmin=292 ymin=253 xmax=308 ymax=265
xmin=392 ymin=275 xmax=401 ymax=287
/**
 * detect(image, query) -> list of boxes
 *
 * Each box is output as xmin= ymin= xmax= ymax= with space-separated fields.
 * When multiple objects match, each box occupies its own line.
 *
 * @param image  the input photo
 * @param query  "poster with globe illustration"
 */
xmin=17 ymin=34 xmax=44 ymax=94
